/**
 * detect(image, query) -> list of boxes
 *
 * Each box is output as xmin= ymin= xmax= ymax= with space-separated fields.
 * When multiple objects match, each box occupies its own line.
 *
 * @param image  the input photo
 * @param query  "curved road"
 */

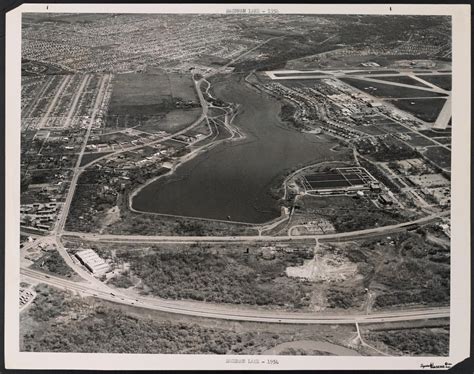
xmin=22 ymin=268 xmax=449 ymax=325
xmin=62 ymin=211 xmax=448 ymax=244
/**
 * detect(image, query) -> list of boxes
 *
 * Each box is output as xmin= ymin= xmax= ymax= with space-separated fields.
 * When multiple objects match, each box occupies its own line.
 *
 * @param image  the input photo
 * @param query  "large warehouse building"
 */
xmin=75 ymin=249 xmax=109 ymax=276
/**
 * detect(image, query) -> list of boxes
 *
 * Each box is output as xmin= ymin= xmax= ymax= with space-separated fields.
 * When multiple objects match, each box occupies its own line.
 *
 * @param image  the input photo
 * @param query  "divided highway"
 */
xmin=22 ymin=268 xmax=449 ymax=325
xmin=62 ymin=211 xmax=448 ymax=244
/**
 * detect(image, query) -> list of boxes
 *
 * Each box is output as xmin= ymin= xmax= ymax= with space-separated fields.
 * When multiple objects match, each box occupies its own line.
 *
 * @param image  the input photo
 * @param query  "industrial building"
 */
xmin=75 ymin=249 xmax=109 ymax=275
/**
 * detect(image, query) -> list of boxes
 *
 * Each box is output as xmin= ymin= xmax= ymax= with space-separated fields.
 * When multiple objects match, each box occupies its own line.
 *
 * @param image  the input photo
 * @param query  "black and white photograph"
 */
xmin=4 ymin=3 xmax=471 ymax=371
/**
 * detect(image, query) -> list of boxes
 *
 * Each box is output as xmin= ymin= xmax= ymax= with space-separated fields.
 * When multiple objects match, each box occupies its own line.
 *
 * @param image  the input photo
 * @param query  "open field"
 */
xmin=106 ymin=72 xmax=199 ymax=131
xmin=272 ymin=74 xmax=329 ymax=79
xmin=403 ymin=134 xmax=439 ymax=148
xmin=388 ymin=98 xmax=446 ymax=122
xmin=419 ymin=128 xmax=452 ymax=138
xmin=377 ymin=121 xmax=411 ymax=134
xmin=339 ymin=78 xmax=447 ymax=99
xmin=168 ymin=73 xmax=199 ymax=101
xmin=108 ymin=73 xmax=173 ymax=116
xmin=137 ymin=108 xmax=201 ymax=133
xmin=416 ymin=74 xmax=452 ymax=91
xmin=278 ymin=79 xmax=324 ymax=89
xmin=433 ymin=137 xmax=451 ymax=145
xmin=345 ymin=70 xmax=400 ymax=75
xmin=357 ymin=125 xmax=388 ymax=136
xmin=80 ymin=152 xmax=113 ymax=166
xmin=371 ymin=75 xmax=430 ymax=88
xmin=422 ymin=146 xmax=451 ymax=170
xmin=194 ymin=54 xmax=230 ymax=67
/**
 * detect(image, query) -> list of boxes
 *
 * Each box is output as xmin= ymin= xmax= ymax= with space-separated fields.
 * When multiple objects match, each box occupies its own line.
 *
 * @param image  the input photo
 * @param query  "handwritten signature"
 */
xmin=420 ymin=362 xmax=452 ymax=369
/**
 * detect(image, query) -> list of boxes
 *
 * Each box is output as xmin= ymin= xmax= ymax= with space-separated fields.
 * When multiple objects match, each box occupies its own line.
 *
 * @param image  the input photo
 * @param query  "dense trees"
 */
xmin=31 ymin=250 xmax=74 ymax=278
xmin=367 ymin=328 xmax=449 ymax=356
xmin=116 ymin=247 xmax=313 ymax=308
xmin=108 ymin=273 xmax=134 ymax=289
xmin=22 ymin=286 xmax=291 ymax=354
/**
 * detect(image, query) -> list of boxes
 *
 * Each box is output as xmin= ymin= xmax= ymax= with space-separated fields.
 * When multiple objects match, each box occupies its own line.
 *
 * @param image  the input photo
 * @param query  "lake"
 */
xmin=131 ymin=75 xmax=346 ymax=224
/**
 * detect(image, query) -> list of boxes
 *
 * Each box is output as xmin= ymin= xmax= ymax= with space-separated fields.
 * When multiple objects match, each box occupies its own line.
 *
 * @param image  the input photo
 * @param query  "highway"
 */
xmin=21 ymin=268 xmax=449 ymax=325
xmin=62 ymin=211 xmax=448 ymax=244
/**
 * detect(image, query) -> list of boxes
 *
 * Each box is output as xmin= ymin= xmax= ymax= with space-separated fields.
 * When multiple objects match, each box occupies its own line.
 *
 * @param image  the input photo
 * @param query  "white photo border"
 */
xmin=5 ymin=3 xmax=471 ymax=370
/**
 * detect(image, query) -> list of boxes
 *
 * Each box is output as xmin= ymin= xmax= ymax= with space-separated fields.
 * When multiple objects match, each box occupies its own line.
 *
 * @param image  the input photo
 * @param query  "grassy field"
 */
xmin=434 ymin=137 xmax=451 ymax=145
xmin=371 ymin=75 xmax=430 ymax=88
xmin=195 ymin=54 xmax=230 ymax=67
xmin=80 ymin=152 xmax=113 ymax=166
xmin=345 ymin=70 xmax=400 ymax=75
xmin=137 ymin=108 xmax=201 ymax=133
xmin=168 ymin=73 xmax=199 ymax=101
xmin=339 ymin=77 xmax=448 ymax=99
xmin=388 ymin=98 xmax=446 ymax=122
xmin=422 ymin=146 xmax=451 ymax=169
xmin=106 ymin=72 xmax=199 ymax=131
xmin=416 ymin=74 xmax=452 ymax=91
xmin=377 ymin=120 xmax=410 ymax=134
xmin=108 ymin=73 xmax=173 ymax=116
xmin=404 ymin=133 xmax=438 ymax=147
xmin=357 ymin=125 xmax=388 ymax=136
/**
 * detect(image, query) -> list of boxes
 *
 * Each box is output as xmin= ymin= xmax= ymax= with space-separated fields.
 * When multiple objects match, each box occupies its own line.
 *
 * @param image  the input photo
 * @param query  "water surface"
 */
xmin=132 ymin=76 xmax=344 ymax=224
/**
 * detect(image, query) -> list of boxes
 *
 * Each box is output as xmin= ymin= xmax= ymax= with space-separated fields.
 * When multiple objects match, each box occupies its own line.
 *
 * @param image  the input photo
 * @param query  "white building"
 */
xmin=75 ymin=249 xmax=109 ymax=275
